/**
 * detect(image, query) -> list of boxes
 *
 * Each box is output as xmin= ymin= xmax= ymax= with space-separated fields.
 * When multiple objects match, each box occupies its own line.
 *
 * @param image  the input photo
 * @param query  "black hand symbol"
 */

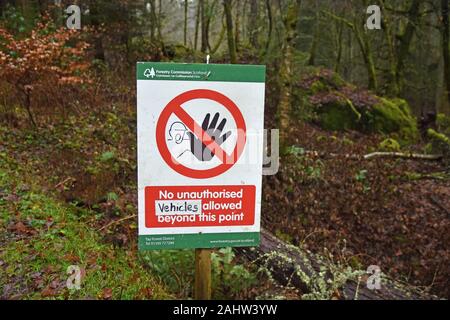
xmin=187 ymin=113 xmax=232 ymax=161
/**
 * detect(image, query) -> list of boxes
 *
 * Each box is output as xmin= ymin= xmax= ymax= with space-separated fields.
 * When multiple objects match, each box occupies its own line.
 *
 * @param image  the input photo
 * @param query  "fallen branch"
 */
xmin=363 ymin=152 xmax=443 ymax=161
xmin=301 ymin=150 xmax=443 ymax=161
xmin=97 ymin=214 xmax=137 ymax=231
xmin=236 ymin=229 xmax=439 ymax=300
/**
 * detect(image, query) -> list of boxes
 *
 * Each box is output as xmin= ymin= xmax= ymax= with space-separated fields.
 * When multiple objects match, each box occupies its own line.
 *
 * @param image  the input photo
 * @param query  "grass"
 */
xmin=0 ymin=159 xmax=171 ymax=299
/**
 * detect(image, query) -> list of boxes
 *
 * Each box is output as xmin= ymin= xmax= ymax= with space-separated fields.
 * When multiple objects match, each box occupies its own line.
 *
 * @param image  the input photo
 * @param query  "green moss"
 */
xmin=427 ymin=129 xmax=450 ymax=165
xmin=342 ymin=137 xmax=354 ymax=146
xmin=310 ymin=81 xmax=327 ymax=94
xmin=427 ymin=128 xmax=450 ymax=146
xmin=319 ymin=100 xmax=360 ymax=131
xmin=364 ymin=98 xmax=418 ymax=142
xmin=379 ymin=138 xmax=401 ymax=152
xmin=330 ymin=72 xmax=346 ymax=88
xmin=298 ymin=69 xmax=418 ymax=142
xmin=437 ymin=113 xmax=450 ymax=136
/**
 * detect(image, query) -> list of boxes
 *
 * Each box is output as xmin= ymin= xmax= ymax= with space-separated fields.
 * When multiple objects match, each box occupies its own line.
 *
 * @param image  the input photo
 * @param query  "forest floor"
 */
xmin=0 ymin=75 xmax=449 ymax=299
xmin=263 ymin=122 xmax=450 ymax=298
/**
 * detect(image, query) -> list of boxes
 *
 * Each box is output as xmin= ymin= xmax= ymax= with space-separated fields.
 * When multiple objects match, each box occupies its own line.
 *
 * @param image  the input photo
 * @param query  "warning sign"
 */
xmin=137 ymin=62 xmax=266 ymax=250
xmin=156 ymin=89 xmax=247 ymax=179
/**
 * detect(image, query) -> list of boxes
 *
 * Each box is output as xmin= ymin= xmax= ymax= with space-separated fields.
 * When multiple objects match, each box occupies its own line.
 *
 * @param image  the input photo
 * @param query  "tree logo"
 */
xmin=144 ymin=67 xmax=156 ymax=79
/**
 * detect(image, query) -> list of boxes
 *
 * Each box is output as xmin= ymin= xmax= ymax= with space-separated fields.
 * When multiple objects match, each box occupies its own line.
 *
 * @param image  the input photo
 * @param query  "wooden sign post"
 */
xmin=194 ymin=248 xmax=212 ymax=300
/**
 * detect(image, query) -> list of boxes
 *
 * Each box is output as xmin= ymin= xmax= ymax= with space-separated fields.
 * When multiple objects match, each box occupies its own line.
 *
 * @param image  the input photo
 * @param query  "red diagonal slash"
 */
xmin=173 ymin=106 xmax=235 ymax=164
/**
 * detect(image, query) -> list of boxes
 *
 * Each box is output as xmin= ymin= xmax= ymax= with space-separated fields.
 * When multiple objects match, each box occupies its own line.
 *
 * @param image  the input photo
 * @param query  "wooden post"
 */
xmin=194 ymin=248 xmax=212 ymax=300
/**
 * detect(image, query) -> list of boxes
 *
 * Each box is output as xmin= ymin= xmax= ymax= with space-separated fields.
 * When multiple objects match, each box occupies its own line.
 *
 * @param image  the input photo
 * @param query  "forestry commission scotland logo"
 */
xmin=144 ymin=67 xmax=156 ymax=78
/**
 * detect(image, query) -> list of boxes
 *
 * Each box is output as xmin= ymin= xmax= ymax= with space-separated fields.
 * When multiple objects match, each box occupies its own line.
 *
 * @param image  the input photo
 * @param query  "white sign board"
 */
xmin=137 ymin=62 xmax=265 ymax=249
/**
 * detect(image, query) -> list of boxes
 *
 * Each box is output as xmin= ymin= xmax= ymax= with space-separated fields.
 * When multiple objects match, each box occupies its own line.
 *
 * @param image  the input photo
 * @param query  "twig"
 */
xmin=363 ymin=152 xmax=443 ymax=161
xmin=300 ymin=150 xmax=443 ymax=161
xmin=97 ymin=214 xmax=137 ymax=231
xmin=54 ymin=177 xmax=75 ymax=189
xmin=354 ymin=276 xmax=361 ymax=301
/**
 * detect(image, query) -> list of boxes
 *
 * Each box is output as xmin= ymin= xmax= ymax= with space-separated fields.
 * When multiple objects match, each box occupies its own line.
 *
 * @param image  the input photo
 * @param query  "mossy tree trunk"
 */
xmin=90 ymin=1 xmax=105 ymax=61
xmin=334 ymin=20 xmax=344 ymax=73
xmin=249 ymin=0 xmax=259 ymax=49
xmin=357 ymin=23 xmax=378 ymax=91
xmin=308 ymin=0 xmax=320 ymax=66
xmin=223 ymin=0 xmax=237 ymax=63
xmin=184 ymin=0 xmax=188 ymax=46
xmin=264 ymin=0 xmax=273 ymax=56
xmin=442 ymin=0 xmax=450 ymax=113
xmin=278 ymin=0 xmax=302 ymax=150
xmin=234 ymin=0 xmax=240 ymax=52
xmin=324 ymin=10 xmax=378 ymax=91
xmin=149 ymin=0 xmax=157 ymax=43
xmin=380 ymin=0 xmax=400 ymax=96
xmin=210 ymin=13 xmax=226 ymax=54
xmin=200 ymin=0 xmax=211 ymax=53
xmin=394 ymin=0 xmax=421 ymax=95
xmin=194 ymin=0 xmax=200 ymax=50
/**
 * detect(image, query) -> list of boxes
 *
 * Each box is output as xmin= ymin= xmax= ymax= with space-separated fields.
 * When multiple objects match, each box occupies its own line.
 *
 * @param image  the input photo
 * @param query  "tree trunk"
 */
xmin=204 ymin=0 xmax=217 ymax=52
xmin=442 ymin=0 xmax=450 ymax=112
xmin=200 ymin=0 xmax=208 ymax=53
xmin=149 ymin=0 xmax=156 ymax=43
xmin=278 ymin=0 xmax=301 ymax=150
xmin=264 ymin=0 xmax=273 ymax=55
xmin=157 ymin=0 xmax=164 ymax=46
xmin=380 ymin=0 xmax=399 ymax=96
xmin=359 ymin=25 xmax=378 ymax=91
xmin=249 ymin=0 xmax=259 ymax=48
xmin=234 ymin=0 xmax=241 ymax=51
xmin=334 ymin=20 xmax=344 ymax=73
xmin=236 ymin=229 xmax=439 ymax=300
xmin=194 ymin=0 xmax=200 ymax=50
xmin=210 ymin=14 xmax=226 ymax=54
xmin=90 ymin=1 xmax=105 ymax=61
xmin=307 ymin=0 xmax=319 ymax=66
xmin=223 ymin=0 xmax=237 ymax=63
xmin=0 ymin=0 xmax=6 ymax=16
xmin=184 ymin=0 xmax=188 ymax=46
xmin=395 ymin=0 xmax=421 ymax=94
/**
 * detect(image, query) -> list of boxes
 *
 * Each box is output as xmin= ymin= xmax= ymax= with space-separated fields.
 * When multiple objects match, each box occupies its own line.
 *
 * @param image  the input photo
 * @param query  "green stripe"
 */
xmin=138 ymin=232 xmax=260 ymax=250
xmin=137 ymin=62 xmax=265 ymax=83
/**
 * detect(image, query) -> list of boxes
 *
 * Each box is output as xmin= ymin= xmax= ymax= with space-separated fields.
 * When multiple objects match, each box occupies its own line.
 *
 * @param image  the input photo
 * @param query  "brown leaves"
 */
xmin=41 ymin=279 xmax=64 ymax=298
xmin=263 ymin=121 xmax=450 ymax=298
xmin=14 ymin=221 xmax=28 ymax=234
xmin=101 ymin=288 xmax=113 ymax=300
xmin=64 ymin=253 xmax=80 ymax=264
xmin=0 ymin=19 xmax=92 ymax=125
xmin=9 ymin=221 xmax=36 ymax=236
xmin=136 ymin=287 xmax=153 ymax=299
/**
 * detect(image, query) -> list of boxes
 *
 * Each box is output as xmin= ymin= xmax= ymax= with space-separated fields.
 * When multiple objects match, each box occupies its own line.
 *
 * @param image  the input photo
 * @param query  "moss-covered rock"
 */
xmin=297 ymin=69 xmax=418 ymax=142
xmin=437 ymin=113 xmax=450 ymax=137
xmin=379 ymin=138 xmax=401 ymax=152
xmin=363 ymin=98 xmax=419 ymax=141
xmin=318 ymin=100 xmax=360 ymax=131
xmin=427 ymin=129 xmax=450 ymax=166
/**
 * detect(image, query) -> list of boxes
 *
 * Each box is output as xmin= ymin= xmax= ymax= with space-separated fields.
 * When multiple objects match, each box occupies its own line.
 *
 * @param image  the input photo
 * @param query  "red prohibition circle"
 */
xmin=156 ymin=89 xmax=246 ymax=179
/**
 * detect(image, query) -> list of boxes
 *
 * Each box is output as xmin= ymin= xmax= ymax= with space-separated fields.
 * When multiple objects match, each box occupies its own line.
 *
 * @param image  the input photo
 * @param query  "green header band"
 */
xmin=139 ymin=232 xmax=260 ymax=250
xmin=137 ymin=62 xmax=266 ymax=83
